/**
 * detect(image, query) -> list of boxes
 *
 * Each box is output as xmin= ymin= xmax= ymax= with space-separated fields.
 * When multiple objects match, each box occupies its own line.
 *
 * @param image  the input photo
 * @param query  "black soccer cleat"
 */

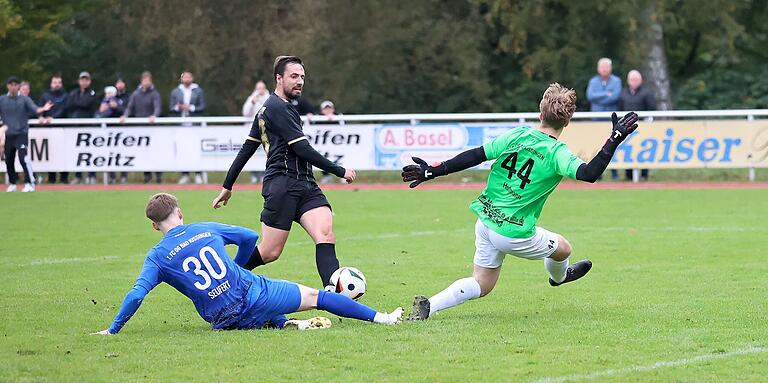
xmin=407 ymin=295 xmax=431 ymax=321
xmin=549 ymin=260 xmax=593 ymax=287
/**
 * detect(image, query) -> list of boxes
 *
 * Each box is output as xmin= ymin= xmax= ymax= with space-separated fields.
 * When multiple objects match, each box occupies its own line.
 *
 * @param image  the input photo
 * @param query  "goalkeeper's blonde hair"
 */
xmin=539 ymin=83 xmax=577 ymax=129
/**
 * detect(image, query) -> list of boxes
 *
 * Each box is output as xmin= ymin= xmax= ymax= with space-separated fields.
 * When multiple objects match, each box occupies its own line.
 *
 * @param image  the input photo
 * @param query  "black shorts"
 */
xmin=260 ymin=175 xmax=331 ymax=231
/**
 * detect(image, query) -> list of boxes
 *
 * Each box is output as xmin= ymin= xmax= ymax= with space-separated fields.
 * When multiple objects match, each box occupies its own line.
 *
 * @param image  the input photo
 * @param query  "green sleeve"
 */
xmin=553 ymin=145 xmax=585 ymax=179
xmin=482 ymin=129 xmax=517 ymax=160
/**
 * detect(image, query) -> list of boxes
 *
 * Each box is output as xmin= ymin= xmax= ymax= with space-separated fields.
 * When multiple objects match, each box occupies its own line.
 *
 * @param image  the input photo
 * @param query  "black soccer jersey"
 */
xmin=248 ymin=94 xmax=315 ymax=182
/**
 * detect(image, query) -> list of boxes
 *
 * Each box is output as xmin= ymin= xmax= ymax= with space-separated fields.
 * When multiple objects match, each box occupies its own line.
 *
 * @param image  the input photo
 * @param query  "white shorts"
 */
xmin=473 ymin=219 xmax=560 ymax=268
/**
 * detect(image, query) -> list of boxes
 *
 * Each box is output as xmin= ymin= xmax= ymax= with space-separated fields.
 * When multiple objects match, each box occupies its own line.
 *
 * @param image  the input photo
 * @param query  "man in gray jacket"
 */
xmin=121 ymin=71 xmax=162 ymax=183
xmin=0 ymin=76 xmax=53 ymax=192
xmin=170 ymin=70 xmax=206 ymax=184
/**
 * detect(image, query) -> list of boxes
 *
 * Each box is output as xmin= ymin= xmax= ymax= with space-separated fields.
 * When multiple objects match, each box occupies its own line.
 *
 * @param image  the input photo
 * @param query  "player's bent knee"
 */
xmin=260 ymin=248 xmax=283 ymax=263
xmin=314 ymin=228 xmax=335 ymax=244
xmin=550 ymin=235 xmax=572 ymax=261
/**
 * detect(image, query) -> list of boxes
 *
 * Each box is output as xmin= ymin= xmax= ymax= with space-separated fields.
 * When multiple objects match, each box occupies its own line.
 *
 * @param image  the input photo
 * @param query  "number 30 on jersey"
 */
xmin=182 ymin=246 xmax=227 ymax=290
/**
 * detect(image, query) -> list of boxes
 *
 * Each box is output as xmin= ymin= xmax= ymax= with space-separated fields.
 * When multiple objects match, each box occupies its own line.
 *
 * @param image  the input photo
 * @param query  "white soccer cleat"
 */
xmin=381 ymin=307 xmax=404 ymax=325
xmin=22 ymin=183 xmax=35 ymax=192
xmin=284 ymin=316 xmax=332 ymax=330
xmin=6 ymin=184 xmax=17 ymax=192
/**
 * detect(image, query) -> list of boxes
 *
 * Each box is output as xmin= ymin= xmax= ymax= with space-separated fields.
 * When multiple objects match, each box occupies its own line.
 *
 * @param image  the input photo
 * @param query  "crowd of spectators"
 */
xmin=0 ymin=69 xmax=341 ymax=189
xmin=587 ymin=58 xmax=656 ymax=181
xmin=3 ymin=60 xmax=655 ymax=190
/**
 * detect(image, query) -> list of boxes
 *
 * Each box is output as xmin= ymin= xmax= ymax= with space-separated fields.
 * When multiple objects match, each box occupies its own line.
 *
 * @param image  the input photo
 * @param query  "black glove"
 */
xmin=401 ymin=157 xmax=439 ymax=188
xmin=608 ymin=112 xmax=639 ymax=148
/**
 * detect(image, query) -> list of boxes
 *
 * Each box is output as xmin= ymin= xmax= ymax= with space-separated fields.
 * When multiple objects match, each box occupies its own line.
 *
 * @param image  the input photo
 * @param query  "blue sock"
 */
xmin=317 ymin=290 xmax=377 ymax=322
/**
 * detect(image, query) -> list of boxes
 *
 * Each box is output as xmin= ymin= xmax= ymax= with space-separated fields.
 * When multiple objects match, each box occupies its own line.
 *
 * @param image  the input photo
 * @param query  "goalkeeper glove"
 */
xmin=401 ymin=157 xmax=442 ymax=188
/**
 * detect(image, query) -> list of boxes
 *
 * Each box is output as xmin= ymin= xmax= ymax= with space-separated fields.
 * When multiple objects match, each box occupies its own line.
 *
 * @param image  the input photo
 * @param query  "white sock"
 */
xmin=545 ymin=257 xmax=569 ymax=283
xmin=428 ymin=277 xmax=481 ymax=315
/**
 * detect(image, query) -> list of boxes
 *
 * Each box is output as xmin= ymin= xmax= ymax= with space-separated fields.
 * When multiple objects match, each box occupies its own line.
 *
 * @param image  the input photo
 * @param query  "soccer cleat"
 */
xmin=407 ymin=295 xmax=431 ymax=321
xmin=22 ymin=183 xmax=35 ymax=192
xmin=6 ymin=184 xmax=17 ymax=192
xmin=549 ymin=260 xmax=593 ymax=287
xmin=381 ymin=307 xmax=404 ymax=325
xmin=283 ymin=316 xmax=332 ymax=330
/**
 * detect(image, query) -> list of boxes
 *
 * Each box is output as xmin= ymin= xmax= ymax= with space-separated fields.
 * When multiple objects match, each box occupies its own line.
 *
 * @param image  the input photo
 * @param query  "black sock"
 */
xmin=316 ymin=243 xmax=340 ymax=286
xmin=244 ymin=246 xmax=266 ymax=270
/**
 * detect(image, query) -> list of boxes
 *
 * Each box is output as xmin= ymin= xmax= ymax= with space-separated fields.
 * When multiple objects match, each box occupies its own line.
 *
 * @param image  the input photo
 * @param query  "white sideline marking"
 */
xmin=19 ymin=255 xmax=119 ymax=267
xmin=532 ymin=345 xmax=767 ymax=383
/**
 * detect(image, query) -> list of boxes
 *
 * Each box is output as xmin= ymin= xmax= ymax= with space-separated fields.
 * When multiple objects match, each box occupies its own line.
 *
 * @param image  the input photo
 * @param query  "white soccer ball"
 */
xmin=329 ymin=267 xmax=367 ymax=300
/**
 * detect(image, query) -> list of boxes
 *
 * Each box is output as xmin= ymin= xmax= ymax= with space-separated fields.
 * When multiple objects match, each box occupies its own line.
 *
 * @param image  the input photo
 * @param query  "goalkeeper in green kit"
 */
xmin=402 ymin=83 xmax=639 ymax=320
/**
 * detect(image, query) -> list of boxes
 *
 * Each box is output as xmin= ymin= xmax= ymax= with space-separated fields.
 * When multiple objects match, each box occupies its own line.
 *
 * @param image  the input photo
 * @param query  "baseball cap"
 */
xmin=6 ymin=76 xmax=20 ymax=84
xmin=79 ymin=71 xmax=91 ymax=79
xmin=320 ymin=100 xmax=335 ymax=110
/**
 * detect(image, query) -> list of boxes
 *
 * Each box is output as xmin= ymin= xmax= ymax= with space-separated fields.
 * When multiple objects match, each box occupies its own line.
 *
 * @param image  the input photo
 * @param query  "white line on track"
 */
xmin=532 ymin=345 xmax=767 ymax=383
xmin=17 ymin=255 xmax=119 ymax=267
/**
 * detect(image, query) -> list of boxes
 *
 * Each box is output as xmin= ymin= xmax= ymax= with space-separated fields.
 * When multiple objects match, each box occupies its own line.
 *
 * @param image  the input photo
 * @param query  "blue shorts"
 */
xmin=235 ymin=276 xmax=301 ymax=329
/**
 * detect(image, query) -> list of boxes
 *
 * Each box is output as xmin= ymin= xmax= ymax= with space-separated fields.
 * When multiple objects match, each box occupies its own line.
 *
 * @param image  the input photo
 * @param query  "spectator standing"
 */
xmin=586 ymin=58 xmax=622 ymax=180
xmin=67 ymin=71 xmax=100 ymax=184
xmin=39 ymin=75 xmax=70 ymax=184
xmin=109 ymin=78 xmax=130 ymax=184
xmin=0 ymin=76 xmax=53 ymax=192
xmin=242 ymin=80 xmax=270 ymax=183
xmin=316 ymin=100 xmax=345 ymax=184
xmin=170 ymin=70 xmax=206 ymax=184
xmin=114 ymin=77 xmax=130 ymax=116
xmin=619 ymin=69 xmax=656 ymax=181
xmin=121 ymin=71 xmax=162 ymax=184
xmin=19 ymin=81 xmax=32 ymax=98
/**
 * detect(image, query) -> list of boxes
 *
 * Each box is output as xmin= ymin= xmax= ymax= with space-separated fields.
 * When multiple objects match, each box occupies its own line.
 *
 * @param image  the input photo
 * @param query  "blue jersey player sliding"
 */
xmin=92 ymin=193 xmax=403 ymax=335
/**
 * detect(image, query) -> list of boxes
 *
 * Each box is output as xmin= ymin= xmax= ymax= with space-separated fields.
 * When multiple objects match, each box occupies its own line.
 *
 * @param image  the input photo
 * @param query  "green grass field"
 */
xmin=1 ymin=188 xmax=766 ymax=382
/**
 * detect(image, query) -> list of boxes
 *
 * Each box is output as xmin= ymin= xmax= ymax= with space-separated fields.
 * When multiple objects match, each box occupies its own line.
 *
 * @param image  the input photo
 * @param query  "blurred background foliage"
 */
xmin=0 ymin=0 xmax=766 ymax=115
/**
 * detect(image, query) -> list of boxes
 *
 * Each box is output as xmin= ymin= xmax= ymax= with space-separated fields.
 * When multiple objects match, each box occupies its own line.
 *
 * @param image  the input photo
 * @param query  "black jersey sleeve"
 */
xmin=222 ymin=138 xmax=260 ymax=190
xmin=291 ymin=139 xmax=346 ymax=177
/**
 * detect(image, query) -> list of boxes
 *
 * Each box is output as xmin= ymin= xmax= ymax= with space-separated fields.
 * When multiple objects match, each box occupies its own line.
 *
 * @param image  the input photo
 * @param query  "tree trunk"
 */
xmin=645 ymin=3 xmax=673 ymax=111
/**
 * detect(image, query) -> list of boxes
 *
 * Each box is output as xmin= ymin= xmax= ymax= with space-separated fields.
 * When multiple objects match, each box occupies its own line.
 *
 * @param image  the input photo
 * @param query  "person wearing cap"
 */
xmin=0 ymin=76 xmax=53 ymax=192
xmin=66 ymin=71 xmax=99 ymax=118
xmin=66 ymin=71 xmax=100 ymax=184
xmin=316 ymin=100 xmax=345 ymax=184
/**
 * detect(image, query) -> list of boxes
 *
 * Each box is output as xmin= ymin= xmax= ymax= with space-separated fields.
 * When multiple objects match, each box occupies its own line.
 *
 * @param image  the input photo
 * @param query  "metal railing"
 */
xmin=27 ymin=109 xmax=768 ymax=126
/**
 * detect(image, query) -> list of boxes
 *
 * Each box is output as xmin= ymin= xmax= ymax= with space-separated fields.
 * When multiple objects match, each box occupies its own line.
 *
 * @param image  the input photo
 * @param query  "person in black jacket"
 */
xmin=107 ymin=77 xmax=131 ymax=184
xmin=39 ymin=74 xmax=70 ymax=184
xmin=619 ymin=70 xmax=656 ymax=181
xmin=67 ymin=71 xmax=100 ymax=184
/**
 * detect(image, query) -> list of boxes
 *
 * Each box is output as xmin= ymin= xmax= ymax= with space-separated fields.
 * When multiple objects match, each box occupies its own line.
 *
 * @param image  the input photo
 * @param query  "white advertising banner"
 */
xmin=2 ymin=120 xmax=767 ymax=172
xmin=0 ymin=124 xmax=374 ymax=172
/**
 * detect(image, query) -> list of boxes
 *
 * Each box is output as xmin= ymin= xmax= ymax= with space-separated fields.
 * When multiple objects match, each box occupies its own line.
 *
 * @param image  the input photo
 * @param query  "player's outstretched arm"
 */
xmin=92 ymin=285 xmax=150 ymax=335
xmin=575 ymin=112 xmax=639 ymax=183
xmin=214 ymin=138 xmax=260 ymax=208
xmin=290 ymin=139 xmax=353 ymax=182
xmin=402 ymin=147 xmax=487 ymax=188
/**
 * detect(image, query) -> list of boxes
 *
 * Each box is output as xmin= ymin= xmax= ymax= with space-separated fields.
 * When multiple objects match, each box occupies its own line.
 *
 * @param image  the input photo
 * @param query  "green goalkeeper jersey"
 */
xmin=469 ymin=127 xmax=585 ymax=239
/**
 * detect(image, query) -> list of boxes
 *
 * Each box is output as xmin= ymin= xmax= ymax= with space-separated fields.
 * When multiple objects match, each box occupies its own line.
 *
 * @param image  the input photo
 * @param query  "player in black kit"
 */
xmin=212 ymin=56 xmax=356 ymax=290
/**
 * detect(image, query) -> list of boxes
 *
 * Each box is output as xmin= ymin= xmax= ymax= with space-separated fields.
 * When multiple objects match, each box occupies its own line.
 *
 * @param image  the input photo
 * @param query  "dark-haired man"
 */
xmin=0 ymin=76 xmax=53 ymax=192
xmin=213 ymin=56 xmax=356 ymax=290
